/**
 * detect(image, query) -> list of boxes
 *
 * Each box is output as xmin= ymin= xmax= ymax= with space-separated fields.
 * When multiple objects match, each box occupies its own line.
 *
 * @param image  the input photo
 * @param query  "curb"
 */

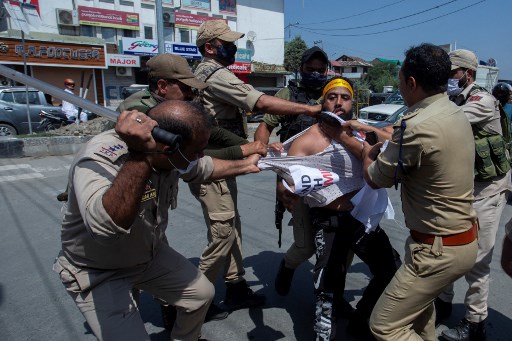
xmin=0 ymin=135 xmax=93 ymax=158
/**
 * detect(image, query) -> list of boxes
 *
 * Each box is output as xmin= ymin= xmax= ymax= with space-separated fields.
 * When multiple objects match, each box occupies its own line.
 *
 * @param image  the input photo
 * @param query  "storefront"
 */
xmin=0 ymin=36 xmax=107 ymax=105
xmin=249 ymin=62 xmax=288 ymax=88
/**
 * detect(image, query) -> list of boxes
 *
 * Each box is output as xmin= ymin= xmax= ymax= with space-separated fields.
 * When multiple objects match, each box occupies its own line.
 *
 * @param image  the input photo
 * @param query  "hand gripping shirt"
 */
xmin=59 ymin=129 xmax=214 ymax=270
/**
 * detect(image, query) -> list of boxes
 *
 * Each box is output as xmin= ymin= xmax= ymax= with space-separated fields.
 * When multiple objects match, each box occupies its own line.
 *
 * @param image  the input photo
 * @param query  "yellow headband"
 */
xmin=322 ymin=78 xmax=354 ymax=98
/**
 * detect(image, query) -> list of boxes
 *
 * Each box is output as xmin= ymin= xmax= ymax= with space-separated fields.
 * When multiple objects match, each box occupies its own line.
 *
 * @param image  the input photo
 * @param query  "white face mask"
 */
xmin=167 ymin=148 xmax=199 ymax=174
xmin=447 ymin=78 xmax=463 ymax=96
xmin=447 ymin=70 xmax=469 ymax=96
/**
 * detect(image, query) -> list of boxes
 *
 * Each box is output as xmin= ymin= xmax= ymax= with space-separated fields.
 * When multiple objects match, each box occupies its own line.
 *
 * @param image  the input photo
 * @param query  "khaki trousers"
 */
xmin=189 ymin=178 xmax=245 ymax=284
xmin=439 ymin=191 xmax=507 ymax=322
xmin=56 ymin=243 xmax=214 ymax=341
xmin=370 ymin=236 xmax=477 ymax=341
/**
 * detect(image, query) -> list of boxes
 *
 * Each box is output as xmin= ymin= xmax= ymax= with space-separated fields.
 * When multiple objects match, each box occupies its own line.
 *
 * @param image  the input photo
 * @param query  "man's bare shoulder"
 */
xmin=289 ymin=124 xmax=329 ymax=156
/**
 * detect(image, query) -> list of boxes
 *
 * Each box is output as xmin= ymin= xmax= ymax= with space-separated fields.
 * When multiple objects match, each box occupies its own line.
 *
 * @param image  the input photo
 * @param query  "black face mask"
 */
xmin=216 ymin=43 xmax=237 ymax=65
xmin=301 ymin=71 xmax=327 ymax=90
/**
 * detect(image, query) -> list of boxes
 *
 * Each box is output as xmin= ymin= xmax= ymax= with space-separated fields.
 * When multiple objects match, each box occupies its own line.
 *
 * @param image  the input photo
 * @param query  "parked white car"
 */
xmin=357 ymin=103 xmax=407 ymax=125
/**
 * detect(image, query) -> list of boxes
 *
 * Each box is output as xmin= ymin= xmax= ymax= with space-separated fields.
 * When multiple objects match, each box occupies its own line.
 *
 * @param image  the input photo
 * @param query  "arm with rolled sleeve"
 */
xmin=74 ymin=153 xmax=152 ymax=236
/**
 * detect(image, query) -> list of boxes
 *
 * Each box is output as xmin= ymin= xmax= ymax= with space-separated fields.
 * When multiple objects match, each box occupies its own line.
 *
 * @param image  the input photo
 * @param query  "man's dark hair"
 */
xmin=147 ymin=100 xmax=213 ymax=143
xmin=401 ymin=43 xmax=450 ymax=93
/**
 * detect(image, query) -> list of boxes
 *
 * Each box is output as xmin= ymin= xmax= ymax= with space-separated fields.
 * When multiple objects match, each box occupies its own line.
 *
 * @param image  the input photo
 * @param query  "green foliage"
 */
xmin=284 ymin=36 xmax=308 ymax=79
xmin=365 ymin=62 xmax=400 ymax=92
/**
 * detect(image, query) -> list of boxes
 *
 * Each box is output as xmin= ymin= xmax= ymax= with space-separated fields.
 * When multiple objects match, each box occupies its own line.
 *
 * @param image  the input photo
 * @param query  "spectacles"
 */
xmin=66 ymin=83 xmax=75 ymax=86
xmin=394 ymin=119 xmax=408 ymax=190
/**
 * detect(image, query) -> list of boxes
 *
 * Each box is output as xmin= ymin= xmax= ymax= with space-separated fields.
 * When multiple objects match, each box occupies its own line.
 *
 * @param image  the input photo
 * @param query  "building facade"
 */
xmin=0 ymin=0 xmax=286 ymax=108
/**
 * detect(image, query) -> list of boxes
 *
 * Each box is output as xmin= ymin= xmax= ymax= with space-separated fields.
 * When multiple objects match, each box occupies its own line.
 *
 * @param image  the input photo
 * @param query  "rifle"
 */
xmin=274 ymin=175 xmax=285 ymax=248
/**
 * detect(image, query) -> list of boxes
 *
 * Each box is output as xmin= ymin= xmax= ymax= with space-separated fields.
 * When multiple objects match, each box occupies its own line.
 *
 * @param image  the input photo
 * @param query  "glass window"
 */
xmin=81 ymin=25 xmax=96 ymax=37
xmin=164 ymin=27 xmax=173 ymax=42
xmin=123 ymin=29 xmax=135 ymax=38
xmin=219 ymin=0 xmax=236 ymax=14
xmin=144 ymin=26 xmax=153 ymax=39
xmin=101 ymin=27 xmax=116 ymax=43
xmin=1 ymin=92 xmax=14 ymax=103
xmin=351 ymin=67 xmax=357 ymax=73
xmin=13 ymin=91 xmax=40 ymax=105
xmin=180 ymin=29 xmax=190 ymax=43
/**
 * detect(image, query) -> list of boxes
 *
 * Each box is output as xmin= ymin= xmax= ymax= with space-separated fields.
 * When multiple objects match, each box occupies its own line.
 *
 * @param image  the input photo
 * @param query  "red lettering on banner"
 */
xmin=320 ymin=170 xmax=334 ymax=186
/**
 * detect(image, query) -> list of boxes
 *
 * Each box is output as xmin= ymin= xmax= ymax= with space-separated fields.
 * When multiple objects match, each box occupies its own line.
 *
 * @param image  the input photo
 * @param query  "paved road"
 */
xmin=0 ymin=155 xmax=511 ymax=340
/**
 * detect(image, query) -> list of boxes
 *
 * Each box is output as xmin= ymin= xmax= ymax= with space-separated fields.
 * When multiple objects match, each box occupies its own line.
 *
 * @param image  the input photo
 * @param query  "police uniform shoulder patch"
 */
xmin=468 ymin=95 xmax=483 ymax=102
xmin=94 ymin=143 xmax=127 ymax=162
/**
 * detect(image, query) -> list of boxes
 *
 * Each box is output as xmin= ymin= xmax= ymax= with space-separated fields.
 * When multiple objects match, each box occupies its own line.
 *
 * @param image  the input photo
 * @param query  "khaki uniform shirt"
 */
xmin=368 ymin=93 xmax=476 ymax=235
xmin=195 ymin=58 xmax=264 ymax=122
xmin=453 ymin=83 xmax=512 ymax=199
xmin=59 ymin=130 xmax=214 ymax=271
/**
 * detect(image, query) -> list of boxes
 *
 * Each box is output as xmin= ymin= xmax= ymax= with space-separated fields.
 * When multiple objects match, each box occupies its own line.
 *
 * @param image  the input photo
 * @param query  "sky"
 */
xmin=284 ymin=0 xmax=512 ymax=80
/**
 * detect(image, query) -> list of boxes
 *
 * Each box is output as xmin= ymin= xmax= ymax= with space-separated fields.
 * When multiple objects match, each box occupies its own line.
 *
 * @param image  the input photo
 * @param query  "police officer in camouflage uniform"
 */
xmin=438 ymin=49 xmax=512 ymax=341
xmin=193 ymin=19 xmax=321 ymax=311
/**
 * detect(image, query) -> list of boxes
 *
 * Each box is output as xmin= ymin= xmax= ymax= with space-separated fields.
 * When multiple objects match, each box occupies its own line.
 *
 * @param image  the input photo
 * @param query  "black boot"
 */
xmin=435 ymin=297 xmax=453 ymax=325
xmin=205 ymin=303 xmax=228 ymax=322
xmin=224 ymin=280 xmax=265 ymax=310
xmin=274 ymin=259 xmax=295 ymax=296
xmin=441 ymin=318 xmax=486 ymax=341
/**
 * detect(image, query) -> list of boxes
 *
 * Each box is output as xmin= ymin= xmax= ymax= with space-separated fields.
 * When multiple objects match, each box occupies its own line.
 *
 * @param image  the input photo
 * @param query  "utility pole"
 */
xmin=155 ymin=0 xmax=164 ymax=54
xmin=285 ymin=22 xmax=299 ymax=39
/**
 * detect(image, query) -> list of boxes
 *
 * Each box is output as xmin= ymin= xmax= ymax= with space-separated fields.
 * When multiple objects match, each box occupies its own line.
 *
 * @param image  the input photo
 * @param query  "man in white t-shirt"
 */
xmin=62 ymin=78 xmax=79 ymax=121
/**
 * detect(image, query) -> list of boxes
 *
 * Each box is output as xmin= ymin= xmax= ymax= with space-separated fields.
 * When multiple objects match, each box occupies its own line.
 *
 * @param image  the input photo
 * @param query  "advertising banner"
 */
xmin=174 ymin=12 xmax=221 ymax=29
xmin=122 ymin=37 xmax=159 ymax=56
xmin=182 ymin=0 xmax=210 ymax=11
xmin=227 ymin=62 xmax=251 ymax=74
xmin=78 ymin=6 xmax=139 ymax=30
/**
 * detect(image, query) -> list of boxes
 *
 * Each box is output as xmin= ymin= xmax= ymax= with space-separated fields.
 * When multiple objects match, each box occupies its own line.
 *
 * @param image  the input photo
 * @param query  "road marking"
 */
xmin=0 ymin=164 xmax=45 ymax=183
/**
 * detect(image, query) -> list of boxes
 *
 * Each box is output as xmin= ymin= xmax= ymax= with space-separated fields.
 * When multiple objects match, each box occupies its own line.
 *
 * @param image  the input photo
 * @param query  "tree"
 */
xmin=365 ymin=62 xmax=399 ymax=92
xmin=284 ymin=36 xmax=308 ymax=80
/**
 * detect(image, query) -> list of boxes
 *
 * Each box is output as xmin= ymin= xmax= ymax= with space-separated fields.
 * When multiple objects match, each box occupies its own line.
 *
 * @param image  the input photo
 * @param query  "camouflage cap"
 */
xmin=449 ymin=49 xmax=478 ymax=71
xmin=146 ymin=54 xmax=207 ymax=90
xmin=196 ymin=19 xmax=244 ymax=47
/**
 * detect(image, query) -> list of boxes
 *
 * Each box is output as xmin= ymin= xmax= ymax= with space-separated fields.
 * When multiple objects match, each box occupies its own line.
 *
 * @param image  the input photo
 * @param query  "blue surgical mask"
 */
xmin=301 ymin=71 xmax=327 ymax=90
xmin=168 ymin=148 xmax=199 ymax=174
xmin=447 ymin=78 xmax=463 ymax=96
xmin=216 ymin=43 xmax=237 ymax=65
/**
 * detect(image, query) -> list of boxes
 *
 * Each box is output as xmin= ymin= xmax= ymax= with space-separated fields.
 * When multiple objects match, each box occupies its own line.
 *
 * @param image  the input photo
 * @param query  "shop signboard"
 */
xmin=106 ymin=54 xmax=140 ymax=67
xmin=0 ymin=37 xmax=106 ymax=68
xmin=78 ymin=6 xmax=139 ymax=30
xmin=235 ymin=48 xmax=251 ymax=63
xmin=174 ymin=12 xmax=221 ymax=30
xmin=227 ymin=62 xmax=251 ymax=74
xmin=170 ymin=43 xmax=201 ymax=59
